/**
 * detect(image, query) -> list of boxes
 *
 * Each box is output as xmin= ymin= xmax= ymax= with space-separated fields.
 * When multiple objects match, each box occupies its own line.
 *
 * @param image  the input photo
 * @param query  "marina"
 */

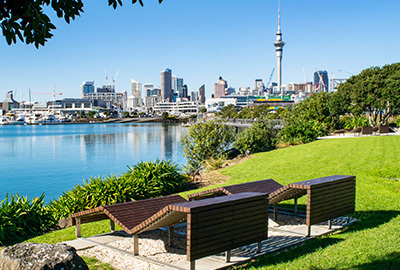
xmin=0 ymin=123 xmax=187 ymax=202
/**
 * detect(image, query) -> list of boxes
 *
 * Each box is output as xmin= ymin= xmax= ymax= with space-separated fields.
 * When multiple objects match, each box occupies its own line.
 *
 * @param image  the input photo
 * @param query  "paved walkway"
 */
xmin=64 ymin=217 xmax=356 ymax=270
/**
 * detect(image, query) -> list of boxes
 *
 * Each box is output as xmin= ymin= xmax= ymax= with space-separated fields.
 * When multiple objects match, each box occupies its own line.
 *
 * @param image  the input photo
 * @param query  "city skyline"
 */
xmin=1 ymin=0 xmax=399 ymax=102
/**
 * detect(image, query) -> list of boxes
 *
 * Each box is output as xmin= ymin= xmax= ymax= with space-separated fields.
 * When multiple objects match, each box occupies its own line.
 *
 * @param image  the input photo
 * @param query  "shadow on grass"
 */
xmin=238 ymin=236 xmax=344 ymax=269
xmin=344 ymin=210 xmax=400 ymax=234
xmin=237 ymin=210 xmax=400 ymax=270
xmin=347 ymin=252 xmax=400 ymax=270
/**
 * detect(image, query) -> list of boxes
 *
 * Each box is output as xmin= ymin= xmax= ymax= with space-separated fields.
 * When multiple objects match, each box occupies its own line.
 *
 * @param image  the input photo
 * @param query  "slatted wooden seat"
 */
xmin=72 ymin=192 xmax=269 ymax=270
xmin=269 ymin=175 xmax=356 ymax=236
xmin=187 ymin=179 xmax=283 ymax=200
xmin=70 ymin=195 xmax=187 ymax=237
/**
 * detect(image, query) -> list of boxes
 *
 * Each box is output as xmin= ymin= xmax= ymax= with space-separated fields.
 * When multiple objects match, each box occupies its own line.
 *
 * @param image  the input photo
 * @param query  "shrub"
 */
xmin=48 ymin=159 xmax=187 ymax=220
xmin=119 ymin=159 xmax=187 ymax=199
xmin=0 ymin=193 xmax=56 ymax=245
xmin=278 ymin=120 xmax=328 ymax=145
xmin=341 ymin=115 xmax=370 ymax=129
xmin=181 ymin=120 xmax=235 ymax=171
xmin=233 ymin=120 xmax=277 ymax=154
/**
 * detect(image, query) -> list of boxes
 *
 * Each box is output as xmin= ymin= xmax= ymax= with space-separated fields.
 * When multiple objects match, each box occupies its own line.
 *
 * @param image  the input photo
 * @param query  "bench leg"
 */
xmin=225 ymin=250 xmax=231 ymax=263
xmin=306 ymin=225 xmax=311 ymax=237
xmin=328 ymin=219 xmax=332 ymax=229
xmin=274 ymin=203 xmax=278 ymax=220
xmin=256 ymin=242 xmax=262 ymax=253
xmin=168 ymin=226 xmax=174 ymax=247
xmin=190 ymin=260 xmax=195 ymax=270
xmin=76 ymin=218 xmax=81 ymax=238
xmin=294 ymin=198 xmax=298 ymax=215
xmin=133 ymin=234 xmax=139 ymax=256
xmin=110 ymin=220 xmax=115 ymax=232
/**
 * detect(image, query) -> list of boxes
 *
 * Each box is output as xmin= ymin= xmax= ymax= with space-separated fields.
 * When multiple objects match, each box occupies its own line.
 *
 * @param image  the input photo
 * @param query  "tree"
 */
xmin=233 ymin=119 xmax=277 ymax=154
xmin=337 ymin=63 xmax=400 ymax=126
xmin=220 ymin=104 xmax=239 ymax=118
xmin=0 ymin=0 xmax=163 ymax=48
xmin=181 ymin=120 xmax=235 ymax=171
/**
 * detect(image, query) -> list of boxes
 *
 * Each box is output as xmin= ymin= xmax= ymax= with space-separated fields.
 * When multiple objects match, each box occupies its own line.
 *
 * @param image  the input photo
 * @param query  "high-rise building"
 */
xmin=199 ymin=85 xmax=205 ymax=104
xmin=183 ymin=84 xmax=188 ymax=99
xmin=161 ymin=68 xmax=172 ymax=101
xmin=191 ymin=91 xmax=198 ymax=102
xmin=273 ymin=0 xmax=285 ymax=94
xmin=314 ymin=70 xmax=329 ymax=92
xmin=171 ymin=75 xmax=176 ymax=92
xmin=255 ymin=79 xmax=265 ymax=94
xmin=214 ymin=76 xmax=227 ymax=98
xmin=131 ymin=79 xmax=142 ymax=106
xmin=144 ymin=83 xmax=154 ymax=93
xmin=177 ymin=78 xmax=184 ymax=97
xmin=80 ymin=81 xmax=95 ymax=98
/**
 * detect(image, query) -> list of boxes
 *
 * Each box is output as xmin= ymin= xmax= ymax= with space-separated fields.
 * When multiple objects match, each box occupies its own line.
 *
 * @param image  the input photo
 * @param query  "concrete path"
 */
xmin=64 ymin=217 xmax=356 ymax=270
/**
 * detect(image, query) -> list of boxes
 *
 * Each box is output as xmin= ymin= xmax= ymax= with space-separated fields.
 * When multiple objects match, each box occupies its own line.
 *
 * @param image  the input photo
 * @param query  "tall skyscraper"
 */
xmin=183 ymin=84 xmax=188 ymax=98
xmin=273 ymin=0 xmax=285 ymax=94
xmin=144 ymin=83 xmax=154 ymax=93
xmin=177 ymin=78 xmax=184 ymax=97
xmin=131 ymin=79 xmax=142 ymax=105
xmin=199 ymin=85 xmax=205 ymax=104
xmin=214 ymin=76 xmax=228 ymax=98
xmin=80 ymin=81 xmax=95 ymax=98
xmin=314 ymin=70 xmax=329 ymax=92
xmin=171 ymin=75 xmax=176 ymax=92
xmin=161 ymin=68 xmax=172 ymax=101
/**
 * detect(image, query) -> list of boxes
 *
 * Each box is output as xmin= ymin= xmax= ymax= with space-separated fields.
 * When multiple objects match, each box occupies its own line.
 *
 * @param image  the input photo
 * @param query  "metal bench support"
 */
xmin=133 ymin=234 xmax=139 ymax=256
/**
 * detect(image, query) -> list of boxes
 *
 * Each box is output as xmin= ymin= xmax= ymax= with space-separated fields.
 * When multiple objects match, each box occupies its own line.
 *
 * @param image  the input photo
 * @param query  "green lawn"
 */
xmin=219 ymin=136 xmax=400 ymax=269
xmin=29 ymin=136 xmax=400 ymax=269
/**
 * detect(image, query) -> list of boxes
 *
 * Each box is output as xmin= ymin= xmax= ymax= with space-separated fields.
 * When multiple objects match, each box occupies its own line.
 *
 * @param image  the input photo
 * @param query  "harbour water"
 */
xmin=0 ymin=123 xmax=187 ymax=202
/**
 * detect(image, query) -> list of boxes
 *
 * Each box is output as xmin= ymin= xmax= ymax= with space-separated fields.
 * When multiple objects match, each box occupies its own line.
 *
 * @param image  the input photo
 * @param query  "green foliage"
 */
xmin=87 ymin=111 xmax=96 ymax=118
xmin=48 ymin=159 xmax=186 ymax=220
xmin=161 ymin=112 xmax=169 ymax=120
xmin=181 ymin=120 xmax=235 ymax=170
xmin=122 ymin=111 xmax=130 ymax=118
xmin=341 ymin=115 xmax=370 ymax=129
xmin=233 ymin=119 xmax=277 ymax=154
xmin=278 ymin=120 xmax=327 ymax=145
xmin=0 ymin=193 xmax=56 ymax=245
xmin=119 ymin=159 xmax=187 ymax=199
xmin=338 ymin=62 xmax=400 ymax=126
xmin=220 ymin=104 xmax=239 ymax=118
xmin=189 ymin=114 xmax=197 ymax=119
xmin=200 ymin=107 xmax=207 ymax=113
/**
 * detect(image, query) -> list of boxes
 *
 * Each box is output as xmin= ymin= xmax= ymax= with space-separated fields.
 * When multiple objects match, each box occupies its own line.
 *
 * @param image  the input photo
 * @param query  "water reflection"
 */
xmin=0 ymin=123 xmax=187 ymax=201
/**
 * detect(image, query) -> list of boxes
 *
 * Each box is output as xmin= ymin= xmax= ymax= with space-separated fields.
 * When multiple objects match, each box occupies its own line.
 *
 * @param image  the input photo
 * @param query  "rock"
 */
xmin=0 ymin=242 xmax=88 ymax=270
xmin=224 ymin=148 xmax=241 ymax=159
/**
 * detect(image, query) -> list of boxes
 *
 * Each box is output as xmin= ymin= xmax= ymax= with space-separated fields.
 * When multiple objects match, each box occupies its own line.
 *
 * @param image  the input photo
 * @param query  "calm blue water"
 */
xmin=0 ymin=123 xmax=187 ymax=202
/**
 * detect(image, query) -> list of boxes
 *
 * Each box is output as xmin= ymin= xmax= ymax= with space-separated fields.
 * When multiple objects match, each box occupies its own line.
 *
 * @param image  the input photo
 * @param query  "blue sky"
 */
xmin=1 ymin=0 xmax=399 ymax=102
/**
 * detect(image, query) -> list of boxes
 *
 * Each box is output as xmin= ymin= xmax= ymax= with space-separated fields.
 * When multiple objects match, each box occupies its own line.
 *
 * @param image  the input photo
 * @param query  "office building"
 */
xmin=131 ymin=79 xmax=142 ymax=106
xmin=161 ymin=68 xmax=172 ymax=101
xmin=80 ymin=81 xmax=95 ymax=98
xmin=214 ymin=76 xmax=227 ymax=98
xmin=177 ymin=78 xmax=184 ymax=97
xmin=183 ymin=84 xmax=188 ymax=99
xmin=199 ymin=85 xmax=205 ymax=104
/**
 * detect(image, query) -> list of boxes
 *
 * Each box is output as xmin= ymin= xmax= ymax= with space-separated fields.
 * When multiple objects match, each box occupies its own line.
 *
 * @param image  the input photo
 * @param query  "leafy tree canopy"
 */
xmin=337 ymin=62 xmax=400 ymax=126
xmin=0 ymin=0 xmax=162 ymax=48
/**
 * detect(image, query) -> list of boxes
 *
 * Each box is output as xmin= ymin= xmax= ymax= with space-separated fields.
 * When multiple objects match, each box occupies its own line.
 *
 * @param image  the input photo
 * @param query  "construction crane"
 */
xmin=33 ymin=88 xmax=63 ymax=108
xmin=266 ymin=68 xmax=275 ymax=91
xmin=112 ymin=70 xmax=120 ymax=91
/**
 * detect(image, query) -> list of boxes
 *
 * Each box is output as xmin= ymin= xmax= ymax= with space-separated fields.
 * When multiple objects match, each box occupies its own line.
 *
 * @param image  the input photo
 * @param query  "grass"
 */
xmin=27 ymin=135 xmax=400 ymax=269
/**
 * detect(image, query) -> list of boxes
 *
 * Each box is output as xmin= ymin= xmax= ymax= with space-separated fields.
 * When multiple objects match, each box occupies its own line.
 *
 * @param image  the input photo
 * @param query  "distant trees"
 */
xmin=337 ymin=62 xmax=400 ymax=126
xmin=0 ymin=0 xmax=163 ymax=48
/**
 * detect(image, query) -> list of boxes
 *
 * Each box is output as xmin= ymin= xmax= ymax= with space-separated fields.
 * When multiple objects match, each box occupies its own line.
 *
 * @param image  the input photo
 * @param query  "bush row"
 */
xmin=0 ymin=159 xmax=187 ymax=245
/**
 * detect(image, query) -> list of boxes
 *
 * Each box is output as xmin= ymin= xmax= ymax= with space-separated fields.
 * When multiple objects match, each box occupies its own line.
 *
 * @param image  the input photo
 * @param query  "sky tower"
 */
xmin=273 ymin=0 xmax=285 ymax=94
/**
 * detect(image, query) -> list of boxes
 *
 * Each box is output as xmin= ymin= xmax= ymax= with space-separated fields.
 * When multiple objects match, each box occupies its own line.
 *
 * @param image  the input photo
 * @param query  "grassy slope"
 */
xmin=29 ymin=136 xmax=400 ymax=269
xmin=221 ymin=136 xmax=400 ymax=269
